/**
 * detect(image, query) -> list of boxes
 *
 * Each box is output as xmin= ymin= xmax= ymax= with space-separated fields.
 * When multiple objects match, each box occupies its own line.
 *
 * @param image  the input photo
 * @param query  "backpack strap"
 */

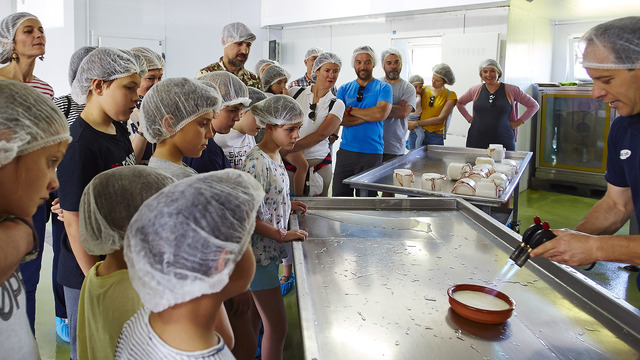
xmin=328 ymin=98 xmax=337 ymax=113
xmin=64 ymin=95 xmax=71 ymax=119
xmin=292 ymin=87 xmax=305 ymax=100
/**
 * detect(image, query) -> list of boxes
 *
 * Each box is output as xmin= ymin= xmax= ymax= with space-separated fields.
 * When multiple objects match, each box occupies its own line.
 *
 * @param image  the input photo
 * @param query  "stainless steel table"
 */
xmin=292 ymin=198 xmax=640 ymax=360
xmin=343 ymin=146 xmax=533 ymax=231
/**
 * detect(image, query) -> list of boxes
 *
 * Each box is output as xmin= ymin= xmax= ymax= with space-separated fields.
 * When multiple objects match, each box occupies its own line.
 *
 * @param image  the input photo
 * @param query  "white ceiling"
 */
xmin=513 ymin=0 xmax=640 ymax=22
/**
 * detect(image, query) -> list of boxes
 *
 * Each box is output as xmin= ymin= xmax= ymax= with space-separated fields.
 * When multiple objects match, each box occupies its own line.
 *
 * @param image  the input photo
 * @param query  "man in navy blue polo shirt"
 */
xmin=332 ymin=45 xmax=392 ymax=197
xmin=532 ymin=17 xmax=640 ymax=281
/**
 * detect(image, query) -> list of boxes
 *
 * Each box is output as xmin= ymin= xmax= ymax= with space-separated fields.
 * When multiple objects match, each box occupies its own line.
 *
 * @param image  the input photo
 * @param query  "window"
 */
xmin=569 ymin=35 xmax=590 ymax=81
xmin=409 ymin=37 xmax=442 ymax=81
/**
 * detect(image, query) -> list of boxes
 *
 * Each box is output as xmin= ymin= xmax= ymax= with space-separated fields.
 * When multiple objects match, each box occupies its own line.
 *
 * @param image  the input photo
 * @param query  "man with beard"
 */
xmin=332 ymin=46 xmax=392 ymax=197
xmin=288 ymin=47 xmax=323 ymax=89
xmin=197 ymin=22 xmax=262 ymax=90
xmin=379 ymin=49 xmax=416 ymax=197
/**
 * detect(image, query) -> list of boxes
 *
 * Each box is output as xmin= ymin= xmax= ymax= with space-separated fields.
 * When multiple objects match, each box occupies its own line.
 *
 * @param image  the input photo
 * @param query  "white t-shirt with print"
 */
xmin=214 ymin=130 xmax=256 ymax=170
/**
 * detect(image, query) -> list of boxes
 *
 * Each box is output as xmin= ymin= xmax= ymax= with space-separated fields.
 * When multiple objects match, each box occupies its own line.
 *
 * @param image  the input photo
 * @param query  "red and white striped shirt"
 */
xmin=26 ymin=76 xmax=54 ymax=100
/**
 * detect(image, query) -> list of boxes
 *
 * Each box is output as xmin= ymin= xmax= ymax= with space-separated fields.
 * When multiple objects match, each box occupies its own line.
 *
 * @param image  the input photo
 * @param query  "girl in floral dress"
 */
xmin=241 ymin=95 xmax=308 ymax=360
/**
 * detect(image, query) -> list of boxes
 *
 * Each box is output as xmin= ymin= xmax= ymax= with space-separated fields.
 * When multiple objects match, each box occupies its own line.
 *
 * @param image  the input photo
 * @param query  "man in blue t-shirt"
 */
xmin=531 ymin=17 xmax=640 ymax=282
xmin=333 ymin=45 xmax=392 ymax=197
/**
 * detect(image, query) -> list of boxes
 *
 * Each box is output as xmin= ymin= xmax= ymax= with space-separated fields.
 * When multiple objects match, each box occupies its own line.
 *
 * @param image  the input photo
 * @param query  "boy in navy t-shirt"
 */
xmin=56 ymin=47 xmax=146 ymax=360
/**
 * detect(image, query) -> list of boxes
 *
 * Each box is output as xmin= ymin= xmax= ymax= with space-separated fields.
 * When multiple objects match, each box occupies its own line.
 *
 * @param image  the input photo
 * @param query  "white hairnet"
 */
xmin=581 ymin=16 xmax=640 ymax=70
xmin=68 ymin=46 xmax=97 ymax=86
xmin=241 ymin=87 xmax=268 ymax=114
xmin=433 ymin=63 xmax=456 ymax=85
xmin=305 ymin=47 xmax=323 ymax=60
xmin=0 ymin=81 xmax=71 ymax=166
xmin=0 ymin=12 xmax=38 ymax=64
xmin=261 ymin=64 xmax=290 ymax=90
xmin=196 ymin=71 xmax=251 ymax=109
xmin=124 ymin=169 xmax=264 ymax=312
xmin=352 ymin=45 xmax=377 ymax=67
xmin=221 ymin=22 xmax=256 ymax=48
xmin=409 ymin=75 xmax=424 ymax=84
xmin=79 ymin=166 xmax=176 ymax=255
xmin=71 ymin=47 xmax=147 ymax=105
xmin=479 ymin=59 xmax=502 ymax=79
xmin=251 ymin=94 xmax=304 ymax=127
xmin=254 ymin=59 xmax=277 ymax=75
xmin=130 ymin=46 xmax=166 ymax=71
xmin=380 ymin=48 xmax=402 ymax=65
xmin=311 ymin=52 xmax=342 ymax=81
xmin=140 ymin=78 xmax=223 ymax=143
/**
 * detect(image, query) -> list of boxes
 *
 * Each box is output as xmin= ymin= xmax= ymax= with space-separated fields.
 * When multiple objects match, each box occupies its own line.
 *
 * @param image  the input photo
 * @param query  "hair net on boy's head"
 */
xmin=196 ymin=71 xmax=251 ymax=109
xmin=0 ymin=12 xmax=38 ymax=64
xmin=581 ymin=16 xmax=640 ymax=70
xmin=221 ymin=22 xmax=256 ymax=47
xmin=71 ymin=47 xmax=148 ymax=105
xmin=68 ymin=46 xmax=97 ymax=86
xmin=241 ymin=87 xmax=268 ymax=114
xmin=140 ymin=78 xmax=222 ymax=143
xmin=254 ymin=59 xmax=277 ymax=75
xmin=0 ymin=81 xmax=71 ymax=166
xmin=130 ymin=46 xmax=166 ymax=71
xmin=311 ymin=52 xmax=342 ymax=81
xmin=251 ymin=94 xmax=304 ymax=127
xmin=433 ymin=63 xmax=456 ymax=85
xmin=478 ymin=59 xmax=502 ymax=79
xmin=124 ymin=169 xmax=264 ymax=312
xmin=261 ymin=65 xmax=290 ymax=90
xmin=351 ymin=45 xmax=377 ymax=67
xmin=380 ymin=48 xmax=402 ymax=65
xmin=305 ymin=47 xmax=323 ymax=60
xmin=79 ymin=166 xmax=175 ymax=255
xmin=408 ymin=74 xmax=424 ymax=84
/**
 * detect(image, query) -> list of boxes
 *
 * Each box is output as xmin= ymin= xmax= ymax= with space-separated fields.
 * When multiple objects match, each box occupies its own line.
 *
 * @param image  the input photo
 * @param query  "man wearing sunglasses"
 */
xmin=379 ymin=49 xmax=416 ymax=197
xmin=333 ymin=46 xmax=392 ymax=197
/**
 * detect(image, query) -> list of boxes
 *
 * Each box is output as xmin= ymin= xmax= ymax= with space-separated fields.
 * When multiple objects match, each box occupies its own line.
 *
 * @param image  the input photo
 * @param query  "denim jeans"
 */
xmin=407 ymin=129 xmax=444 ymax=148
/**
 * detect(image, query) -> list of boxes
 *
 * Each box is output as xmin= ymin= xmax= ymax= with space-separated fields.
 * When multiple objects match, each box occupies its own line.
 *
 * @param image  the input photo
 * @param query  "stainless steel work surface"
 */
xmin=292 ymin=198 xmax=640 ymax=360
xmin=343 ymin=145 xmax=533 ymax=206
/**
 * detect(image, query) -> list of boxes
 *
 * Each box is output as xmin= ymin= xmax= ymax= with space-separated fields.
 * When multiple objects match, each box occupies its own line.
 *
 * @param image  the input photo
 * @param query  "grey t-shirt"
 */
xmin=148 ymin=157 xmax=197 ymax=181
xmin=381 ymin=79 xmax=417 ymax=155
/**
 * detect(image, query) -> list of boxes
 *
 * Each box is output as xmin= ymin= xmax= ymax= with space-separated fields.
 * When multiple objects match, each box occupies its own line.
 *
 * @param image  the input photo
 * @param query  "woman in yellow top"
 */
xmin=407 ymin=63 xmax=457 ymax=146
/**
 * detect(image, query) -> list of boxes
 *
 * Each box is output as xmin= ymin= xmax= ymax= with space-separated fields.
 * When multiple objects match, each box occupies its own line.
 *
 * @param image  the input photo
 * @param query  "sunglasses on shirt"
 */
xmin=428 ymin=95 xmax=435 ymax=107
xmin=309 ymin=103 xmax=317 ymax=121
xmin=357 ymin=85 xmax=365 ymax=102
xmin=489 ymin=94 xmax=496 ymax=107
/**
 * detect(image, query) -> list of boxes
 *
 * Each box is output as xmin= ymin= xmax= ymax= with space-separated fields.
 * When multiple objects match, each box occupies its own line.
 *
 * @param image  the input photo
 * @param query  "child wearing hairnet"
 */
xmin=140 ymin=77 xmax=222 ymax=180
xmin=240 ymin=95 xmax=309 ymax=359
xmin=0 ymin=80 xmax=71 ymax=360
xmin=115 ymin=170 xmax=264 ymax=359
xmin=186 ymin=71 xmax=252 ymax=173
xmin=215 ymin=87 xmax=267 ymax=169
xmin=55 ymin=46 xmax=145 ymax=360
xmin=76 ymin=166 xmax=175 ymax=360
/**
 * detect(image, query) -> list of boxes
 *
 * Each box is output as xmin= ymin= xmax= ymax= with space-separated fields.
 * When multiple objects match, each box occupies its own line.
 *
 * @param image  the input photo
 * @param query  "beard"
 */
xmin=357 ymin=68 xmax=372 ymax=81
xmin=228 ymin=53 xmax=248 ymax=69
xmin=386 ymin=71 xmax=399 ymax=80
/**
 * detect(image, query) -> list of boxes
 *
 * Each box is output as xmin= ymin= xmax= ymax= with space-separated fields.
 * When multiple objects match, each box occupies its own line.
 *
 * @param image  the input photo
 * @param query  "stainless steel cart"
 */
xmin=292 ymin=197 xmax=640 ymax=360
xmin=343 ymin=145 xmax=533 ymax=231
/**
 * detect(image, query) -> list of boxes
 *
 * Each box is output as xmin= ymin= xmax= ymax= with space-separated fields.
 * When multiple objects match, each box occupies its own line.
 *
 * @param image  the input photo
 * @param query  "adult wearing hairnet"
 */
xmin=197 ymin=22 xmax=262 ymax=90
xmin=456 ymin=59 xmax=538 ymax=151
xmin=333 ymin=45 xmax=392 ymax=197
xmin=0 ymin=80 xmax=71 ymax=359
xmin=285 ymin=52 xmax=345 ymax=197
xmin=116 ymin=170 xmax=263 ymax=359
xmin=288 ymin=47 xmax=323 ymax=89
xmin=185 ymin=72 xmax=251 ymax=173
xmin=379 ymin=49 xmax=416 ymax=185
xmin=408 ymin=63 xmax=458 ymax=148
xmin=532 ymin=17 xmax=640 ymax=285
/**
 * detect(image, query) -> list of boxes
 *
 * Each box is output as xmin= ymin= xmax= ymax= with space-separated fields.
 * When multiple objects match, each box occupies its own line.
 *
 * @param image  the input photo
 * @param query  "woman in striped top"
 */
xmin=0 ymin=12 xmax=53 ymax=98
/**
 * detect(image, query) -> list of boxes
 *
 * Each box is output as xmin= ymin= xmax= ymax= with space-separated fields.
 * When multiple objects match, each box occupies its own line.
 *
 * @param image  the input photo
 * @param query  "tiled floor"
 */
xmin=33 ymin=189 xmax=639 ymax=359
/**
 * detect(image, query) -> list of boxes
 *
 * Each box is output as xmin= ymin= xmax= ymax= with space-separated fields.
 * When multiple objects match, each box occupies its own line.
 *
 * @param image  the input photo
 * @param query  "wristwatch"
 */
xmin=278 ymin=228 xmax=287 ymax=242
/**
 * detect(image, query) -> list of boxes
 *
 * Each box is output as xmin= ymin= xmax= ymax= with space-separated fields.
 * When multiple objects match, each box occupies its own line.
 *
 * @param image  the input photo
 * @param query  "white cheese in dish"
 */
xmin=453 ymin=290 xmax=510 ymax=311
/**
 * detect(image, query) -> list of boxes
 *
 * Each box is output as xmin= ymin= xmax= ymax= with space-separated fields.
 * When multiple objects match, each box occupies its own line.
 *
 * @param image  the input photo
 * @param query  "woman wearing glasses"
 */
xmin=407 ymin=64 xmax=457 ymax=147
xmin=286 ymin=52 xmax=345 ymax=197
xmin=457 ymin=59 xmax=539 ymax=151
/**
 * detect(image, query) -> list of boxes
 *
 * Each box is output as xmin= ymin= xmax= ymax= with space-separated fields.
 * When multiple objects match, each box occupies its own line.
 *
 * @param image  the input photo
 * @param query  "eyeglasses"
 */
xmin=357 ymin=85 xmax=365 ymax=102
xmin=309 ymin=103 xmax=317 ymax=122
xmin=428 ymin=96 xmax=435 ymax=107
xmin=489 ymin=94 xmax=496 ymax=106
